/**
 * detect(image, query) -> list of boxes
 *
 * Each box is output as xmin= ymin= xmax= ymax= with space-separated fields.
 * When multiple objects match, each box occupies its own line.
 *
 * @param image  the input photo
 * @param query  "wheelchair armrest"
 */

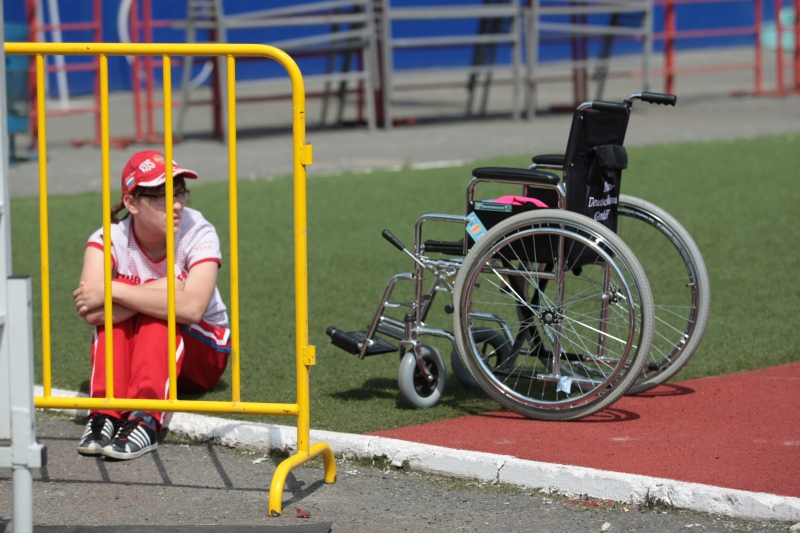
xmin=423 ymin=239 xmax=465 ymax=256
xmin=532 ymin=154 xmax=565 ymax=166
xmin=472 ymin=167 xmax=560 ymax=185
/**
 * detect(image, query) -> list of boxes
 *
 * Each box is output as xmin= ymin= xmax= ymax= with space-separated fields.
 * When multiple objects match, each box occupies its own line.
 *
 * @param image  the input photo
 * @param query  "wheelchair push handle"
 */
xmin=641 ymin=92 xmax=677 ymax=106
xmin=382 ymin=229 xmax=406 ymax=251
xmin=589 ymin=100 xmax=629 ymax=114
xmin=625 ymin=92 xmax=677 ymax=107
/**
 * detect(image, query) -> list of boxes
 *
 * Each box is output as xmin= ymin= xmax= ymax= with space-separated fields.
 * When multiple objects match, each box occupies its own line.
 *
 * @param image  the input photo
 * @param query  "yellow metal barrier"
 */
xmin=4 ymin=42 xmax=336 ymax=517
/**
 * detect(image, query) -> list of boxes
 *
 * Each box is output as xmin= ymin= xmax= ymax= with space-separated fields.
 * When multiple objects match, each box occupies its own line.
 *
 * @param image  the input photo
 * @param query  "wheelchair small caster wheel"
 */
xmin=398 ymin=344 xmax=446 ymax=408
xmin=451 ymin=327 xmax=512 ymax=389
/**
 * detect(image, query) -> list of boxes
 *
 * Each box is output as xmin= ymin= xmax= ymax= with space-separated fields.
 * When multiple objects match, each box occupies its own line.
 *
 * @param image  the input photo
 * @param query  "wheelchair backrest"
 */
xmin=563 ymin=108 xmax=630 ymax=232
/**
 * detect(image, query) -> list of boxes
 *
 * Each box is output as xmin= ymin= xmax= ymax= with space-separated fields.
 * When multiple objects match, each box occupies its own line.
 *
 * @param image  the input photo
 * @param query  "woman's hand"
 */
xmin=73 ymin=280 xmax=105 ymax=316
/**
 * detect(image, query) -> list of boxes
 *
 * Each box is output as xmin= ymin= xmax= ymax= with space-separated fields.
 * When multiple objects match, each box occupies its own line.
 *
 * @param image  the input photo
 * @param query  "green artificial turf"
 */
xmin=11 ymin=133 xmax=800 ymax=434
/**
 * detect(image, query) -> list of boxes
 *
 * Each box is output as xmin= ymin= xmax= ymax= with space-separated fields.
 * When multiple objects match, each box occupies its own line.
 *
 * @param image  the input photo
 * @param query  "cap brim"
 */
xmin=137 ymin=167 xmax=199 ymax=188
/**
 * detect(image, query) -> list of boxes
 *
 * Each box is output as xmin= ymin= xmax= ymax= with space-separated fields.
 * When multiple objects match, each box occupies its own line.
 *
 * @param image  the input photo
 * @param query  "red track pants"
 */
xmin=88 ymin=313 xmax=231 ymax=431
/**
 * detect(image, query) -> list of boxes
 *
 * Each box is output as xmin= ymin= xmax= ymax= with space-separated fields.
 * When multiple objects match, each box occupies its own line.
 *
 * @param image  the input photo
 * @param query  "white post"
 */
xmin=9 ymin=277 xmax=44 ymax=533
xmin=1 ymin=5 xmax=45 ymax=533
xmin=0 ymin=0 xmax=11 ymax=449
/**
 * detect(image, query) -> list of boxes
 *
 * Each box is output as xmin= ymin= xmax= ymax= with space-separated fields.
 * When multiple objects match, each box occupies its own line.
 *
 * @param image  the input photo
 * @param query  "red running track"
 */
xmin=372 ymin=362 xmax=800 ymax=498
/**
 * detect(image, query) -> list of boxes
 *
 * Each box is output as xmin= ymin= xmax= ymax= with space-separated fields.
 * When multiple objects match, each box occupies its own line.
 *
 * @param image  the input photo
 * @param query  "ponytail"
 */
xmin=110 ymin=201 xmax=128 ymax=224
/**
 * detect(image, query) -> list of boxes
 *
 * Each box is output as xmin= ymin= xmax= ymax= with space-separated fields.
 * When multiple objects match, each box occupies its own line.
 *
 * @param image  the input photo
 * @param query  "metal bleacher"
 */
xmin=174 ymin=0 xmax=378 ymax=137
xmin=169 ymin=0 xmax=653 ymax=130
xmin=378 ymin=0 xmax=524 ymax=128
xmin=525 ymin=0 xmax=653 ymax=114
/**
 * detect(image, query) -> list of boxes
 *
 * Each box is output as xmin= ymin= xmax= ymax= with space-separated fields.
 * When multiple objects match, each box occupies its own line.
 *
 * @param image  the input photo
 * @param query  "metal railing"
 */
xmin=660 ymin=0 xmax=762 ymax=95
xmin=4 ymin=41 xmax=336 ymax=517
xmin=173 ymin=0 xmax=378 ymax=137
xmin=379 ymin=0 xmax=524 ymax=128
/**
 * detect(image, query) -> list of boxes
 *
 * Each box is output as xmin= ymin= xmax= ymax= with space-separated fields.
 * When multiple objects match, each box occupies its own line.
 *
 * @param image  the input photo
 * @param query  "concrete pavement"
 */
xmin=1 ymin=414 xmax=797 ymax=532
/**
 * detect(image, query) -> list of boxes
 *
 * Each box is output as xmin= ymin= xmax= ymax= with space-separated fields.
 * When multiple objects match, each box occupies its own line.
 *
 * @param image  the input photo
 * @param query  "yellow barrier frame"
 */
xmin=4 ymin=42 xmax=335 ymax=517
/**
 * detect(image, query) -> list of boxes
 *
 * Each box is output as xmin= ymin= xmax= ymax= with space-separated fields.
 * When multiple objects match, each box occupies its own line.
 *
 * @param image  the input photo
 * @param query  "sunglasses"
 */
xmin=138 ymin=189 xmax=191 ymax=206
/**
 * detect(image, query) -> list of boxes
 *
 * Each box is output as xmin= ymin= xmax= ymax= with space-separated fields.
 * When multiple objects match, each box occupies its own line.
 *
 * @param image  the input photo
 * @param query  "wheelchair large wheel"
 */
xmin=452 ymin=210 xmax=654 ymax=421
xmin=617 ymin=195 xmax=711 ymax=394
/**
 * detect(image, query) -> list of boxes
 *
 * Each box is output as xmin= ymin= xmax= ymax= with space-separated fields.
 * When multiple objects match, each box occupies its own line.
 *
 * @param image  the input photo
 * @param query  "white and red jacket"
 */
xmin=87 ymin=207 xmax=228 ymax=328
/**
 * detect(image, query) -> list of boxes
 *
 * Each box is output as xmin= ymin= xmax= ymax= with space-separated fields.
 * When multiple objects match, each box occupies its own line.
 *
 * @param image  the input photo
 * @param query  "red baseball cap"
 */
xmin=121 ymin=150 xmax=198 ymax=196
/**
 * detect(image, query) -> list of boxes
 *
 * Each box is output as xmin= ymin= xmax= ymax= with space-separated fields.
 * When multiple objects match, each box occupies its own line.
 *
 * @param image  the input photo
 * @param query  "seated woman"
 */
xmin=73 ymin=150 xmax=230 ymax=460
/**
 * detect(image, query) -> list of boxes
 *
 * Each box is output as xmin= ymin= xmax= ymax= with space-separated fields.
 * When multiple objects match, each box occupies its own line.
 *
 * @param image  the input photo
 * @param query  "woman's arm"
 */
xmin=80 ymin=278 xmax=181 ymax=326
xmin=82 ymin=303 xmax=137 ymax=326
xmin=109 ymin=262 xmax=216 ymax=324
xmin=74 ymin=247 xmax=138 ymax=326
xmin=73 ymin=247 xmax=218 ymax=325
xmin=113 ymin=262 xmax=219 ymax=324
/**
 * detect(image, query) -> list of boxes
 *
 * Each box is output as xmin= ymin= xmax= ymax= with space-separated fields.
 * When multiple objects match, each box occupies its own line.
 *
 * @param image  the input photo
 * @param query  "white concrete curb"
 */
xmin=36 ymin=387 xmax=800 ymax=523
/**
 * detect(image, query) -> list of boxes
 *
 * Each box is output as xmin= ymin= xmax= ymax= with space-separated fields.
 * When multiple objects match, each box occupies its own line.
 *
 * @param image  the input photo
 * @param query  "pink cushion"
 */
xmin=492 ymin=195 xmax=549 ymax=208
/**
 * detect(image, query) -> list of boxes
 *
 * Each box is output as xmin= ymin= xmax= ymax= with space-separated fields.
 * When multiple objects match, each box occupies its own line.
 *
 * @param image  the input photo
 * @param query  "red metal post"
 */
xmin=210 ymin=30 xmax=224 ymax=138
xmin=794 ymin=0 xmax=800 ymax=89
xmin=131 ymin=0 xmax=143 ymax=141
xmin=26 ymin=0 xmax=38 ymax=139
xmin=665 ymin=0 xmax=676 ymax=94
xmin=92 ymin=0 xmax=102 ymax=144
xmin=755 ymin=0 xmax=763 ymax=93
xmin=143 ymin=0 xmax=156 ymax=139
xmin=27 ymin=0 xmax=106 ymax=146
xmin=775 ymin=0 xmax=785 ymax=93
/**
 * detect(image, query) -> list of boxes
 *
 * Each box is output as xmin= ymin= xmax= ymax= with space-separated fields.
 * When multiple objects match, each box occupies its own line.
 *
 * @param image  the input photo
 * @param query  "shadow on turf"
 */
xmin=330 ymin=377 xmax=495 ymax=414
xmin=329 ymin=378 xmax=399 ymax=402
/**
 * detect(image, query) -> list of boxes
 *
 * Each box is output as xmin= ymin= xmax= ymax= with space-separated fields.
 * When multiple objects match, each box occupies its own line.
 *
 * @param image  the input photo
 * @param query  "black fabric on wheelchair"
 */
xmin=509 ymin=107 xmax=632 ymax=270
xmin=472 ymin=167 xmax=560 ymax=185
xmin=563 ymin=107 xmax=629 ymax=232
xmin=531 ymin=154 xmax=565 ymax=166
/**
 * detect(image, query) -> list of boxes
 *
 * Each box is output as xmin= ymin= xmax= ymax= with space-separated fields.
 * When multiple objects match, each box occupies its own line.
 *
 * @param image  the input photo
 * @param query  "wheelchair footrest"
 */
xmin=326 ymin=327 xmax=399 ymax=356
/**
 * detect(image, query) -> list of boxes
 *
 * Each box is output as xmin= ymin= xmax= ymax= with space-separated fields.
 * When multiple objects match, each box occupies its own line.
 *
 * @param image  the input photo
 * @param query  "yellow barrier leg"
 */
xmin=268 ymin=442 xmax=336 ymax=517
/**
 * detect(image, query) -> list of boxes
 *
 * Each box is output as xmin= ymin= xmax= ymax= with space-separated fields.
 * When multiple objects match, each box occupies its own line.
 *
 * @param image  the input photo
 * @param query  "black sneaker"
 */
xmin=101 ymin=413 xmax=158 ymax=460
xmin=77 ymin=414 xmax=117 ymax=456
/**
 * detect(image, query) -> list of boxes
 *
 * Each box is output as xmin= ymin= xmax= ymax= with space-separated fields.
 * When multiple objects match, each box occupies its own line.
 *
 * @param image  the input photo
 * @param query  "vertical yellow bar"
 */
xmin=100 ymin=54 xmax=114 ymax=399
xmin=36 ymin=54 xmax=52 ymax=397
xmin=290 ymin=66 xmax=310 ymax=456
xmin=163 ymin=55 xmax=178 ymax=401
xmin=226 ymin=55 xmax=241 ymax=404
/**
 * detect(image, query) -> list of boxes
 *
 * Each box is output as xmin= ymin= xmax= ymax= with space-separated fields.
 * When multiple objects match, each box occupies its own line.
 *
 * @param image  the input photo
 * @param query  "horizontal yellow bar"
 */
xmin=5 ymin=42 xmax=292 ymax=60
xmin=35 ymin=397 xmax=300 ymax=416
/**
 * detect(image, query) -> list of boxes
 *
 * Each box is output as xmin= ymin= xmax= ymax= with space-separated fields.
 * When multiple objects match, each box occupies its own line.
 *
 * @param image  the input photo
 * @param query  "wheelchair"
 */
xmin=326 ymin=92 xmax=710 ymax=421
